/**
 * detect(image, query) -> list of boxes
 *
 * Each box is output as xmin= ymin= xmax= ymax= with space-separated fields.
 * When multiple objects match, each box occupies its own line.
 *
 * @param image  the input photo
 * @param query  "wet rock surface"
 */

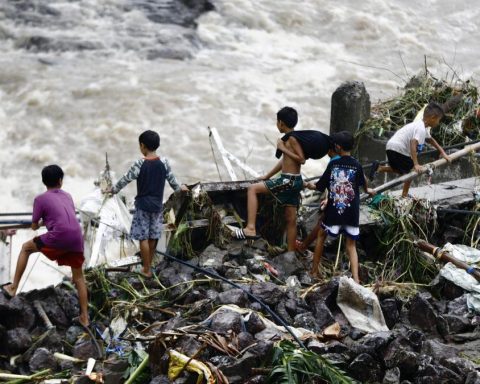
xmin=0 ymin=241 xmax=479 ymax=383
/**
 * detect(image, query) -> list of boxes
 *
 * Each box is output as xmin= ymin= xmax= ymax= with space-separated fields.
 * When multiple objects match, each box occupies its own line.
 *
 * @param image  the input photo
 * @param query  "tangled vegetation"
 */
xmin=267 ymin=340 xmax=356 ymax=384
xmin=356 ymin=73 xmax=480 ymax=147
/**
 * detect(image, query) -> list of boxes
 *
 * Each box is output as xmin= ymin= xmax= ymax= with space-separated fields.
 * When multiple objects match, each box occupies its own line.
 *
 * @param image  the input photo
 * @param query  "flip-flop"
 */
xmin=1 ymin=282 xmax=14 ymax=299
xmin=232 ymin=228 xmax=260 ymax=240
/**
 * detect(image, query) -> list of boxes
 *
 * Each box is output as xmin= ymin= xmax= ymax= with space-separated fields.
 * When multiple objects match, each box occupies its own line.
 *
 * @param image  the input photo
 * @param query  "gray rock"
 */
xmin=199 ymin=244 xmax=228 ymax=270
xmin=421 ymin=340 xmax=458 ymax=361
xmin=360 ymin=331 xmax=394 ymax=353
xmin=250 ymin=282 xmax=284 ymax=306
xmin=66 ymin=325 xmax=85 ymax=345
xmin=209 ymin=309 xmax=243 ymax=334
xmin=7 ymin=327 xmax=32 ymax=354
xmin=245 ymin=312 xmax=266 ymax=334
xmin=216 ymin=289 xmax=248 ymax=307
xmin=29 ymin=348 xmax=57 ymax=372
xmin=176 ymin=336 xmax=203 ymax=357
xmin=103 ymin=357 xmax=129 ymax=384
xmin=73 ymin=340 xmax=100 ymax=360
xmin=307 ymin=339 xmax=327 ymax=354
xmin=330 ymin=81 xmax=371 ymax=136
xmin=275 ymin=301 xmax=293 ymax=325
xmin=381 ymin=298 xmax=401 ymax=329
xmin=383 ymin=367 xmax=401 ymax=384
xmin=383 ymin=340 xmax=419 ymax=378
xmin=466 ymin=371 xmax=480 ymax=384
xmin=254 ymin=327 xmax=282 ymax=341
xmin=408 ymin=293 xmax=437 ymax=332
xmin=447 ymin=295 xmax=469 ymax=316
xmin=6 ymin=296 xmax=36 ymax=330
xmin=305 ymin=277 xmax=339 ymax=310
xmin=248 ymin=340 xmax=273 ymax=357
xmin=440 ymin=357 xmax=477 ymax=379
xmin=443 ymin=314 xmax=473 ymax=334
xmin=293 ymin=312 xmax=320 ymax=332
xmin=324 ymin=341 xmax=350 ymax=354
xmin=149 ymin=376 xmax=170 ymax=384
xmin=217 ymin=352 xmax=257 ymax=384
xmin=348 ymin=353 xmax=383 ymax=383
xmin=269 ymin=251 xmax=303 ymax=277
xmin=237 ymin=332 xmax=255 ymax=351
xmin=309 ymin=300 xmax=335 ymax=329
xmin=415 ymin=363 xmax=462 ymax=384
xmin=245 ymin=259 xmax=264 ymax=274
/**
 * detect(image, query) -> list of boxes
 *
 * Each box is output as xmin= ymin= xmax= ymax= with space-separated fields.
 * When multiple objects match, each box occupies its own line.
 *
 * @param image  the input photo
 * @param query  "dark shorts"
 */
xmin=264 ymin=173 xmax=303 ymax=206
xmin=33 ymin=236 xmax=84 ymax=269
xmin=386 ymin=150 xmax=414 ymax=174
xmin=130 ymin=208 xmax=163 ymax=240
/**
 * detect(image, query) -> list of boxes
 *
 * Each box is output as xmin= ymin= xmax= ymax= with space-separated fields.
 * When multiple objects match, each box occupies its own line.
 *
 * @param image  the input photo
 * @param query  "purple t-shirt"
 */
xmin=32 ymin=189 xmax=83 ymax=252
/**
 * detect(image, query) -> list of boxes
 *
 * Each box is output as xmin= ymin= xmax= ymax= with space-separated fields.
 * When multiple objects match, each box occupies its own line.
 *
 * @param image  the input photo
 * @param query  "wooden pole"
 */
xmin=414 ymin=240 xmax=480 ymax=282
xmin=361 ymin=141 xmax=480 ymax=200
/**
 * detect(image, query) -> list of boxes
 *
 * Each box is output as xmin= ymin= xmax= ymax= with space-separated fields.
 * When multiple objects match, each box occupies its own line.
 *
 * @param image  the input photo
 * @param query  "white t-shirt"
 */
xmin=386 ymin=120 xmax=431 ymax=157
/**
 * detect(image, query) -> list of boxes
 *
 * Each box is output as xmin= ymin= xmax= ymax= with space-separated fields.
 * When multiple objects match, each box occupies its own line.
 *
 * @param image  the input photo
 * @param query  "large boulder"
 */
xmin=348 ymin=353 xmax=383 ymax=383
xmin=6 ymin=327 xmax=32 ymax=354
xmin=216 ymin=289 xmax=248 ymax=307
xmin=408 ymin=293 xmax=438 ymax=332
xmin=199 ymin=244 xmax=228 ymax=271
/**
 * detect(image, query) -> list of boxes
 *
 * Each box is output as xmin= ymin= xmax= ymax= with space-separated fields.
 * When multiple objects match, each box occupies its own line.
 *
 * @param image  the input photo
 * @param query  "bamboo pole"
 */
xmin=360 ymin=141 xmax=480 ymax=200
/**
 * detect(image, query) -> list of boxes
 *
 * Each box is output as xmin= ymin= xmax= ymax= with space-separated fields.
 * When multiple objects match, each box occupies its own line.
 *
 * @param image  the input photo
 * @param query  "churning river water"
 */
xmin=1 ymin=0 xmax=479 ymax=289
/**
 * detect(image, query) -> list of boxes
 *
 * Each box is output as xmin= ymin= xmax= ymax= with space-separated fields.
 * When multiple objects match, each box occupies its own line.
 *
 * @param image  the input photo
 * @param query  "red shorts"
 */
xmin=33 ymin=237 xmax=85 ymax=269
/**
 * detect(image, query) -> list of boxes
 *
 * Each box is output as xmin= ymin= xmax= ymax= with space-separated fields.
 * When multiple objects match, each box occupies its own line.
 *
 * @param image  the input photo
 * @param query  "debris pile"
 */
xmin=357 ymin=73 xmax=480 ymax=147
xmin=1 ymin=235 xmax=480 ymax=383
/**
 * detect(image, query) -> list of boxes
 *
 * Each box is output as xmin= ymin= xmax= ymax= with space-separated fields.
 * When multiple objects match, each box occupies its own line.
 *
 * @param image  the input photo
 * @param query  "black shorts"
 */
xmin=386 ymin=150 xmax=414 ymax=174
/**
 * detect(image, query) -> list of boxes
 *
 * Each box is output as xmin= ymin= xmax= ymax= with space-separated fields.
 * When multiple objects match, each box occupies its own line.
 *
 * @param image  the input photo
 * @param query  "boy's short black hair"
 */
xmin=42 ymin=165 xmax=64 ymax=187
xmin=139 ymin=130 xmax=160 ymax=151
xmin=424 ymin=102 xmax=444 ymax=119
xmin=277 ymin=106 xmax=298 ymax=129
xmin=331 ymin=131 xmax=354 ymax=151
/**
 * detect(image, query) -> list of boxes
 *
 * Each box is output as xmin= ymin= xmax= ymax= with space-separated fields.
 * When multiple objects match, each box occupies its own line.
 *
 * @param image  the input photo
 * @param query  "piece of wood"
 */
xmin=209 ymin=127 xmax=238 ymax=181
xmin=415 ymin=240 xmax=480 ymax=282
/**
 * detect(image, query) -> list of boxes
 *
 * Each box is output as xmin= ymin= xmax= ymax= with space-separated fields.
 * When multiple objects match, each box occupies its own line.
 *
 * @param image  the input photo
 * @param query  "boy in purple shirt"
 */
xmin=3 ymin=165 xmax=89 ymax=327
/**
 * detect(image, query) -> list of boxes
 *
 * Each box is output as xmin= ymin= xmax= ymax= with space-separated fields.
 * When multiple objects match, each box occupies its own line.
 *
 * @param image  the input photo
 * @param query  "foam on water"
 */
xmin=0 ymin=0 xmax=479 ymax=289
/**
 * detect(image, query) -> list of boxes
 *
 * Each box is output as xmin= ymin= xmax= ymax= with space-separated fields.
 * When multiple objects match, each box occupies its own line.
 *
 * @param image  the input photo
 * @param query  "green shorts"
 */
xmin=264 ymin=173 xmax=303 ymax=206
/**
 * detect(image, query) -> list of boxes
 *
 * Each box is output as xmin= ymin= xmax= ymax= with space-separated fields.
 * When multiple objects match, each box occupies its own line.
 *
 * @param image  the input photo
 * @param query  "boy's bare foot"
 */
xmin=139 ymin=269 xmax=153 ymax=279
xmin=295 ymin=239 xmax=306 ymax=255
xmin=309 ymin=269 xmax=321 ymax=280
xmin=73 ymin=315 xmax=90 ymax=328
xmin=2 ymin=284 xmax=16 ymax=298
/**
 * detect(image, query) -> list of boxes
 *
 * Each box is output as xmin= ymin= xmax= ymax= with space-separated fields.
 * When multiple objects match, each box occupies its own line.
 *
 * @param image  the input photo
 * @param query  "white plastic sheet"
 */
xmin=439 ymin=243 xmax=480 ymax=313
xmin=336 ymin=276 xmax=389 ymax=333
xmin=79 ymin=188 xmax=138 ymax=267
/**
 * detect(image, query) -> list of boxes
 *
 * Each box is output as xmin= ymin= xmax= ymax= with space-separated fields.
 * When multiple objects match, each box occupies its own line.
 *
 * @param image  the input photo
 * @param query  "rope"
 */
xmin=208 ymin=130 xmax=223 ymax=182
xmin=157 ymin=250 xmax=307 ymax=350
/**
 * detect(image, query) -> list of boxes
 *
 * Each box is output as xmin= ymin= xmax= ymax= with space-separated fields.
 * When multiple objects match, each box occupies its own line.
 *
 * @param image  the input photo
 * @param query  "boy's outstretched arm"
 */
xmin=426 ymin=137 xmax=451 ymax=162
xmin=163 ymin=158 xmax=188 ymax=192
xmin=261 ymin=160 xmax=282 ymax=180
xmin=277 ymin=137 xmax=305 ymax=165
xmin=363 ymin=176 xmax=376 ymax=196
xmin=111 ymin=159 xmax=143 ymax=194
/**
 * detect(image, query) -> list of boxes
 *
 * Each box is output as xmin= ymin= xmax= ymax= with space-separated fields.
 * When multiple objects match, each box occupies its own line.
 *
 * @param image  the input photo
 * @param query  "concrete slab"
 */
xmin=360 ymin=177 xmax=479 ymax=226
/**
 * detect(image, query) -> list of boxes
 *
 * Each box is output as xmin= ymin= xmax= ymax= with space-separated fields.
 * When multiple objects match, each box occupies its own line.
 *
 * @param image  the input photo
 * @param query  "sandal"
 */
xmin=232 ymin=228 xmax=260 ymax=240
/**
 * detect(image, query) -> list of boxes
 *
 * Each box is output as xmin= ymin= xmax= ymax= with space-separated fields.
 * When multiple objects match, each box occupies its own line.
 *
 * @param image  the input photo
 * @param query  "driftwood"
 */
xmin=414 ymin=240 xmax=480 ymax=282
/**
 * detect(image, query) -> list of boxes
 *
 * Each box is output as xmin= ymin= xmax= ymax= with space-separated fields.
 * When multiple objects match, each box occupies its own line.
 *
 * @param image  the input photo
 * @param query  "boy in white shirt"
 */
xmin=369 ymin=102 xmax=450 ymax=197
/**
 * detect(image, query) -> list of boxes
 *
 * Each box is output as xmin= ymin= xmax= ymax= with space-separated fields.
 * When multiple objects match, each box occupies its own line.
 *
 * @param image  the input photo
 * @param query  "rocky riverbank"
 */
xmin=1 ymin=238 xmax=480 ymax=383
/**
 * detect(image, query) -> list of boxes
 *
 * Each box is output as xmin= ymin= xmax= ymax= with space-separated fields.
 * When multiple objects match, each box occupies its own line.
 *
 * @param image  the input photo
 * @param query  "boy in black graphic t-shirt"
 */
xmin=306 ymin=131 xmax=375 ymax=283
